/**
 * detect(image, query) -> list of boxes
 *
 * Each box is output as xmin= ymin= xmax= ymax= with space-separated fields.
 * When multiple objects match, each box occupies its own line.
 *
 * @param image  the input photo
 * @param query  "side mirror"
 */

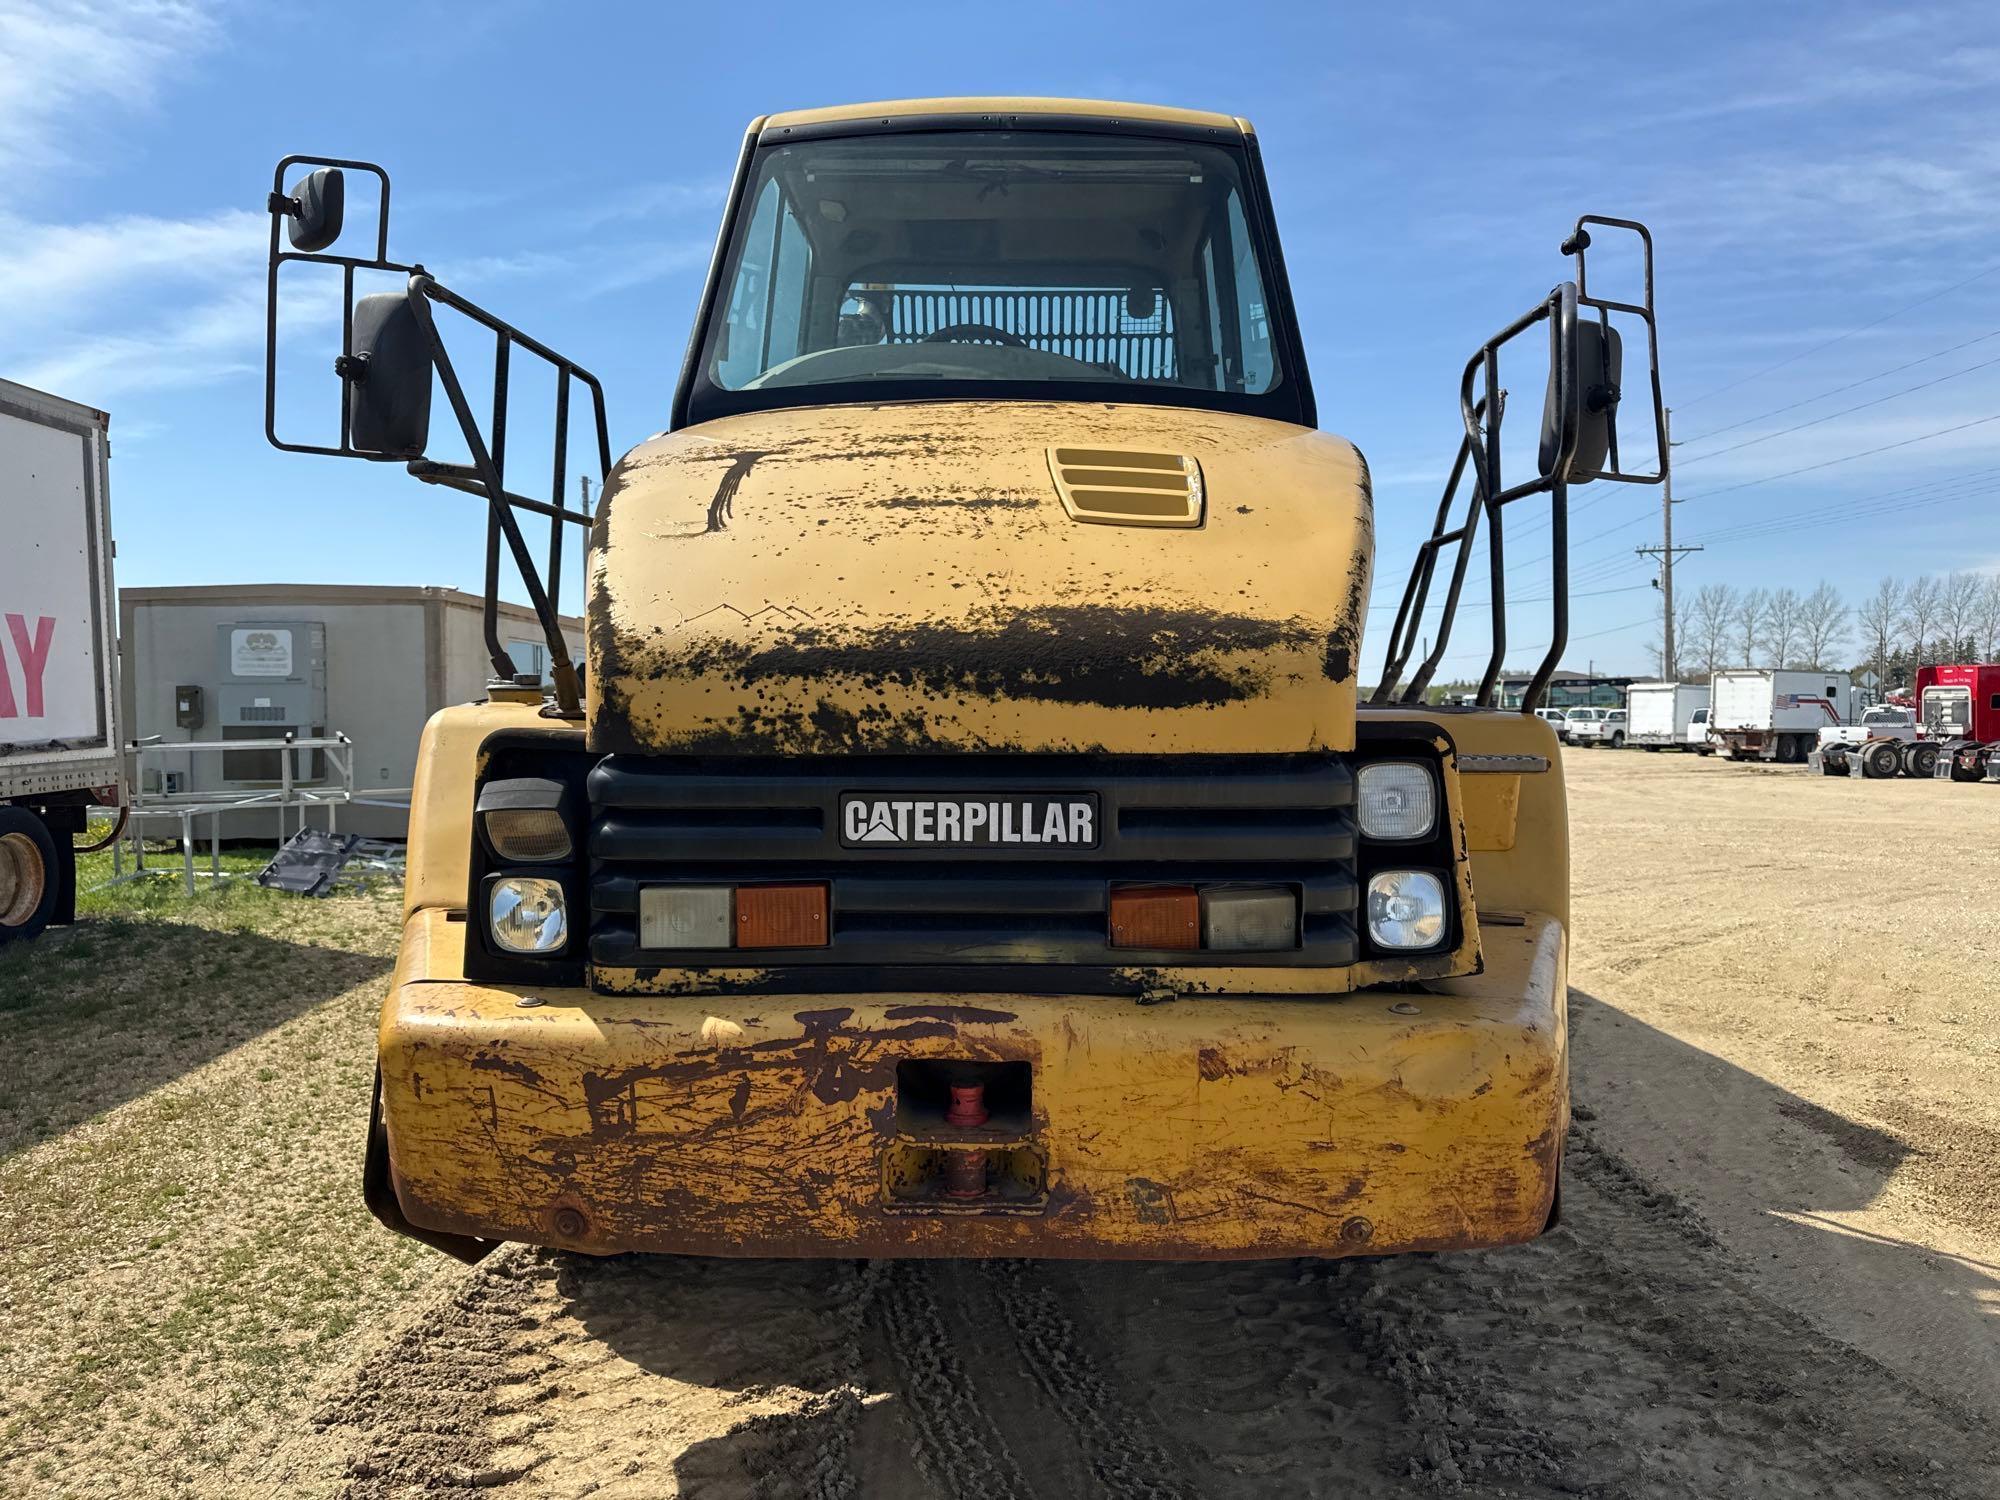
xmin=284 ymin=167 xmax=345 ymax=253
xmin=1538 ymin=319 xmax=1622 ymax=483
xmin=343 ymin=293 xmax=433 ymax=457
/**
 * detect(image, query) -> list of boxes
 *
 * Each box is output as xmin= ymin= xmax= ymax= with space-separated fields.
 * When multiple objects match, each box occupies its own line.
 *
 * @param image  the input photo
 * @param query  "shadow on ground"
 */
xmin=0 ymin=918 xmax=391 ymax=1158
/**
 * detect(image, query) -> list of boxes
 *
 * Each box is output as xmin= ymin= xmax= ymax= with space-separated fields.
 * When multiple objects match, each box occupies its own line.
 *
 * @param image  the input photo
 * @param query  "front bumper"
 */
xmin=372 ymin=909 xmax=1567 ymax=1260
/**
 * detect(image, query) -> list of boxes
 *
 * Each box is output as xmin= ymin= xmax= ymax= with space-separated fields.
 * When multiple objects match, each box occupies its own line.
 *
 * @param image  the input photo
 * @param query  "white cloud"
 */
xmin=0 ymin=206 xmax=263 ymax=311
xmin=0 ymin=0 xmax=218 ymax=191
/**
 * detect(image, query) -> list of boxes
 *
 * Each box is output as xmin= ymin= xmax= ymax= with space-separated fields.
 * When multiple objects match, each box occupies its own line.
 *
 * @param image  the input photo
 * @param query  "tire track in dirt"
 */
xmin=975 ymin=1259 xmax=1193 ymax=1500
xmin=866 ymin=1261 xmax=1036 ymax=1499
xmin=280 ymin=1126 xmax=1999 ymax=1500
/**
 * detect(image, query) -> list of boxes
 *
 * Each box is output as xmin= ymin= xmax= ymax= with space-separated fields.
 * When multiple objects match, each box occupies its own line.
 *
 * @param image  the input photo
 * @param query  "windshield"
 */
xmin=684 ymin=129 xmax=1300 ymax=426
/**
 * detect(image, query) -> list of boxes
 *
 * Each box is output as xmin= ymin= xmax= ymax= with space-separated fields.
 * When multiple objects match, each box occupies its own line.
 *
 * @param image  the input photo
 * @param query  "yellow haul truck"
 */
xmin=261 ymin=99 xmax=1666 ymax=1261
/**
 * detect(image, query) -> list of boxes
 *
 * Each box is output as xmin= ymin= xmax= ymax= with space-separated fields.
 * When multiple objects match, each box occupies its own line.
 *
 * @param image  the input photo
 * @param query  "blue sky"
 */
xmin=3 ymin=0 xmax=1997 ymax=681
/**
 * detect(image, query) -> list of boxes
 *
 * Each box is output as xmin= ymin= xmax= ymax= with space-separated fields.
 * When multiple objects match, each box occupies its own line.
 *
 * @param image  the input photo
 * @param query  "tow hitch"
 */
xmin=882 ymin=1061 xmax=1048 ymax=1212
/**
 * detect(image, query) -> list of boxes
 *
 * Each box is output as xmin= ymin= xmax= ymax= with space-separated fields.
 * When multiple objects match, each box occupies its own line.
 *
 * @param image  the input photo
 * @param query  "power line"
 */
xmin=1675 ymin=261 xmax=2000 ymax=410
xmin=1366 ymin=580 xmax=1651 ymax=615
xmin=1414 ymin=612 xmax=1661 ymax=669
xmin=1677 ymin=327 xmax=2000 ymax=445
xmin=1677 ymin=352 xmax=2000 ymax=467
xmin=1676 ymin=410 xmax=2000 ymax=502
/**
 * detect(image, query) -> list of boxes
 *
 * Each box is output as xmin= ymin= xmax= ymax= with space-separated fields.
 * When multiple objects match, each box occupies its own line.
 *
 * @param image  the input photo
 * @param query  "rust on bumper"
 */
xmin=374 ymin=911 xmax=1566 ymax=1260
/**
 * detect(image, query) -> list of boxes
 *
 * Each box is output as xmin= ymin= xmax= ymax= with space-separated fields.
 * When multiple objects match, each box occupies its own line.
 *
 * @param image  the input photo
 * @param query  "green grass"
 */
xmin=0 ymin=852 xmax=446 ymax=1493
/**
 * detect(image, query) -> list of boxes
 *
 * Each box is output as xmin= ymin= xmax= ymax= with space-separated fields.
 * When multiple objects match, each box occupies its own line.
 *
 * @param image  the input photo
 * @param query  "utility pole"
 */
xmin=579 ymin=474 xmax=593 ymax=516
xmin=1636 ymin=407 xmax=1702 ymax=678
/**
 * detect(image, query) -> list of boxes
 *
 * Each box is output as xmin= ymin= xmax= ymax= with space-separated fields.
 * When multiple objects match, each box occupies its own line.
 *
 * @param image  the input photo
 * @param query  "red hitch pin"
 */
xmin=943 ymin=1150 xmax=988 ymax=1200
xmin=945 ymin=1082 xmax=989 ymax=1127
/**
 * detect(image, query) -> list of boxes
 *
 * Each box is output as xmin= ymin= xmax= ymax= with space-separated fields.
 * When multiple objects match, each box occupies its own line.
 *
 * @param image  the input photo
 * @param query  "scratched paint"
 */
xmin=377 ymin=913 xmax=1567 ymax=1259
xmin=586 ymin=401 xmax=1371 ymax=756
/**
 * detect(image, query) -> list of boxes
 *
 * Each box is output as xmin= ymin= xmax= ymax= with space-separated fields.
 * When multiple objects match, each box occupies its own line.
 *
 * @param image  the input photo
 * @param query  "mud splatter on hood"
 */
xmin=587 ymin=401 xmax=1372 ymax=756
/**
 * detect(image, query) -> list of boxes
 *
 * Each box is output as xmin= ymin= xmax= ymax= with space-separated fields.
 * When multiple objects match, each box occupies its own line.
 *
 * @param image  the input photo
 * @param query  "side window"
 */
xmin=716 ymin=180 xmax=780 ymax=388
xmin=1227 ymin=194 xmax=1275 ymax=392
xmin=767 ymin=196 xmax=811 ymax=363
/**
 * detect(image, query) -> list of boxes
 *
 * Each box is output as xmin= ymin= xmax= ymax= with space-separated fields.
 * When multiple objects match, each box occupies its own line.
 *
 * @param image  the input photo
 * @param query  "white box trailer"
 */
xmin=1627 ymin=681 xmax=1707 ymax=750
xmin=1708 ymin=668 xmax=1853 ymax=764
xmin=0 ymin=378 xmax=123 ymax=944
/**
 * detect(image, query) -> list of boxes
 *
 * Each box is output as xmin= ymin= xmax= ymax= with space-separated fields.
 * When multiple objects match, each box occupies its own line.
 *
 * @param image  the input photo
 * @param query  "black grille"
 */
xmin=587 ymin=754 xmax=1357 ymax=990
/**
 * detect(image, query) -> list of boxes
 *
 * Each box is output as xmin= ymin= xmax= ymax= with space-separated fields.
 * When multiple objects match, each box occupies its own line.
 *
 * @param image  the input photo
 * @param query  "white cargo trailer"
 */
xmin=0 ymin=378 xmax=123 ymax=944
xmin=1707 ymin=668 xmax=1852 ymax=764
xmin=1627 ymin=681 xmax=1707 ymax=750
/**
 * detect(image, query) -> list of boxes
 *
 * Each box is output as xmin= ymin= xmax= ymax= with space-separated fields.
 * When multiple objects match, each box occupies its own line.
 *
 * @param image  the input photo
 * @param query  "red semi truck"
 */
xmin=1921 ymin=663 xmax=2000 ymax=783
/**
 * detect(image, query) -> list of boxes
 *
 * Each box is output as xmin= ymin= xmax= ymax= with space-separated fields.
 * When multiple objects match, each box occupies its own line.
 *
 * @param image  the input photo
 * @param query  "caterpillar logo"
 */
xmin=840 ymin=794 xmax=1098 ymax=849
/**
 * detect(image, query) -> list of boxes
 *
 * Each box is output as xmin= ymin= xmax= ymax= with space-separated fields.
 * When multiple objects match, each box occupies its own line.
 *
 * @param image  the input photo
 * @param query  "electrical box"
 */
xmin=174 ymin=684 xmax=204 ymax=730
xmin=214 ymin=621 xmax=328 ymax=783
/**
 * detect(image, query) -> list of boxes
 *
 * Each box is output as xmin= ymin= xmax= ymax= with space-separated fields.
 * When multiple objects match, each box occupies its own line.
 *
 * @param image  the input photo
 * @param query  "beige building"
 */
xmin=119 ymin=584 xmax=582 ymax=839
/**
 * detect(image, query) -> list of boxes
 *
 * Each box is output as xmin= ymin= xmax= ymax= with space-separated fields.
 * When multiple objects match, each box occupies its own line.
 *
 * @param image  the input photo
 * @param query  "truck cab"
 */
xmin=1916 ymin=663 xmax=2000 ymax=781
xmin=260 ymin=99 xmax=1666 ymax=1263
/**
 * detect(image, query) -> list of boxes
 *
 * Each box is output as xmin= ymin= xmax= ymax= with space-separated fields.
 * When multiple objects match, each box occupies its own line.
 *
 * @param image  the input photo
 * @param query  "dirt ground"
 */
xmin=3 ymin=755 xmax=1997 ymax=1497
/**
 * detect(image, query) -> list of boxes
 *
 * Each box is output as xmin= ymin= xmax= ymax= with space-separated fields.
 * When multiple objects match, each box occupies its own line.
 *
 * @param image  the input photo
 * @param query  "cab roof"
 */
xmin=758 ymin=97 xmax=1251 ymax=138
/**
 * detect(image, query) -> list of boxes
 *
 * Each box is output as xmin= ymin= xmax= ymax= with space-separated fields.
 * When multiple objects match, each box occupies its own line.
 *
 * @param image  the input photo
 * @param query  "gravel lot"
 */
xmin=3 ymin=752 xmax=1995 ymax=1497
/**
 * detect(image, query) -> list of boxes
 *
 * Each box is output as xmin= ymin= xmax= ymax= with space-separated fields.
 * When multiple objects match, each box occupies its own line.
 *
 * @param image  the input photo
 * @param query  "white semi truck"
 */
xmin=0 ymin=379 xmax=123 ymax=945
xmin=1627 ymin=681 xmax=1708 ymax=750
xmin=1707 ymin=668 xmax=1853 ymax=764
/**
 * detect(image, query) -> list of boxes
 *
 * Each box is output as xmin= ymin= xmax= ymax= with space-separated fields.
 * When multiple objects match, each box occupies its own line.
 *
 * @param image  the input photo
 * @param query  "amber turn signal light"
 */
xmin=1108 ymin=884 xmax=1200 ymax=950
xmin=735 ymin=883 xmax=830 ymax=948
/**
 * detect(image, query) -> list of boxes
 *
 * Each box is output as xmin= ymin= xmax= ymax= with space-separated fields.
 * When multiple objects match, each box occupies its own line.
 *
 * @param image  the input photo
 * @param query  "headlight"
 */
xmin=1366 ymin=870 xmax=1446 ymax=950
xmin=1357 ymin=762 xmax=1436 ymax=840
xmin=490 ymin=876 xmax=569 ymax=953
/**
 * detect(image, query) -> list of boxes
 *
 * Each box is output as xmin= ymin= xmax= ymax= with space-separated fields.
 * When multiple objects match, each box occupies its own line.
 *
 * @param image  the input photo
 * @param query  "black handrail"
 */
xmin=262 ymin=156 xmax=610 ymax=718
xmin=1371 ymin=216 xmax=1667 ymax=713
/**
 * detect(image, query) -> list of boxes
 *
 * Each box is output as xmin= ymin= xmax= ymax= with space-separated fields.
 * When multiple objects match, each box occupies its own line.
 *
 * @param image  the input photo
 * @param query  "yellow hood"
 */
xmin=587 ymin=401 xmax=1372 ymax=755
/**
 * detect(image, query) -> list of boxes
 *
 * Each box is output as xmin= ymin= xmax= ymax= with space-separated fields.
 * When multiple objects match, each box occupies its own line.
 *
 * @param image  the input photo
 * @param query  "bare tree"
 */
xmin=1651 ymin=591 xmax=1697 ymax=677
xmin=1798 ymin=581 xmax=1847 ymax=668
xmin=1766 ymin=587 xmax=1803 ymax=667
xmin=1982 ymin=574 xmax=2000 ymax=659
xmin=1688 ymin=584 xmax=1735 ymax=675
xmin=1939 ymin=571 xmax=1983 ymax=661
xmin=1856 ymin=576 xmax=1903 ymax=682
xmin=1901 ymin=574 xmax=1942 ymax=669
xmin=1733 ymin=586 xmax=1771 ymax=667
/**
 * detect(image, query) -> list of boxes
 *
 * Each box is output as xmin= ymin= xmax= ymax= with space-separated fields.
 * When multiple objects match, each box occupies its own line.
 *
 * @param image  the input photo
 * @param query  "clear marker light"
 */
xmin=1356 ymin=762 xmax=1437 ymax=840
xmin=490 ymin=877 xmax=569 ymax=953
xmin=1366 ymin=870 xmax=1446 ymax=950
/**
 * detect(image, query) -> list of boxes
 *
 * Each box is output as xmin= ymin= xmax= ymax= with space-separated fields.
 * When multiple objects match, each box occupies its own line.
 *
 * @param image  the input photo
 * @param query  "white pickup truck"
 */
xmin=1569 ymin=707 xmax=1629 ymax=749
xmin=1810 ymin=705 xmax=1933 ymax=779
xmin=1 ymin=379 xmax=123 ymax=945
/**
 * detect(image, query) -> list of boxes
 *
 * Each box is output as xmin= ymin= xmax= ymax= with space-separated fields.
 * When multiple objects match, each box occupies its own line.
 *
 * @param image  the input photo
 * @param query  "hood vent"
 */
xmin=1047 ymin=447 xmax=1205 ymax=528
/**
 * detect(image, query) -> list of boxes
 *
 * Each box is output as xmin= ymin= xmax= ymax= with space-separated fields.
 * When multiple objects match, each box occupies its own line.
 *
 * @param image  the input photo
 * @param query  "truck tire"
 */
xmin=1904 ymin=742 xmax=1939 ymax=779
xmin=1819 ymin=747 xmax=1847 ymax=776
xmin=0 ymin=807 xmax=60 ymax=947
xmin=1861 ymin=740 xmax=1901 ymax=780
xmin=1610 ymin=731 xmax=1626 ymax=749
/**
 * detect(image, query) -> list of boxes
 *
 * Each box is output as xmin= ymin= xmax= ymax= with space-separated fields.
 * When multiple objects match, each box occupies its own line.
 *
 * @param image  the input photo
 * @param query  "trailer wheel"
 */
xmin=1861 ymin=740 xmax=1901 ymax=780
xmin=0 ymin=808 xmax=59 ymax=947
xmin=1904 ymin=743 xmax=1939 ymax=779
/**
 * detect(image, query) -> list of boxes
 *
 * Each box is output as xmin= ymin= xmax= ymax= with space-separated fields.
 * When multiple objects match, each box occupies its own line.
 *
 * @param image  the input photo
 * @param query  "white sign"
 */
xmin=1 ymin=410 xmax=101 ymax=744
xmin=231 ymin=627 xmax=294 ymax=678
